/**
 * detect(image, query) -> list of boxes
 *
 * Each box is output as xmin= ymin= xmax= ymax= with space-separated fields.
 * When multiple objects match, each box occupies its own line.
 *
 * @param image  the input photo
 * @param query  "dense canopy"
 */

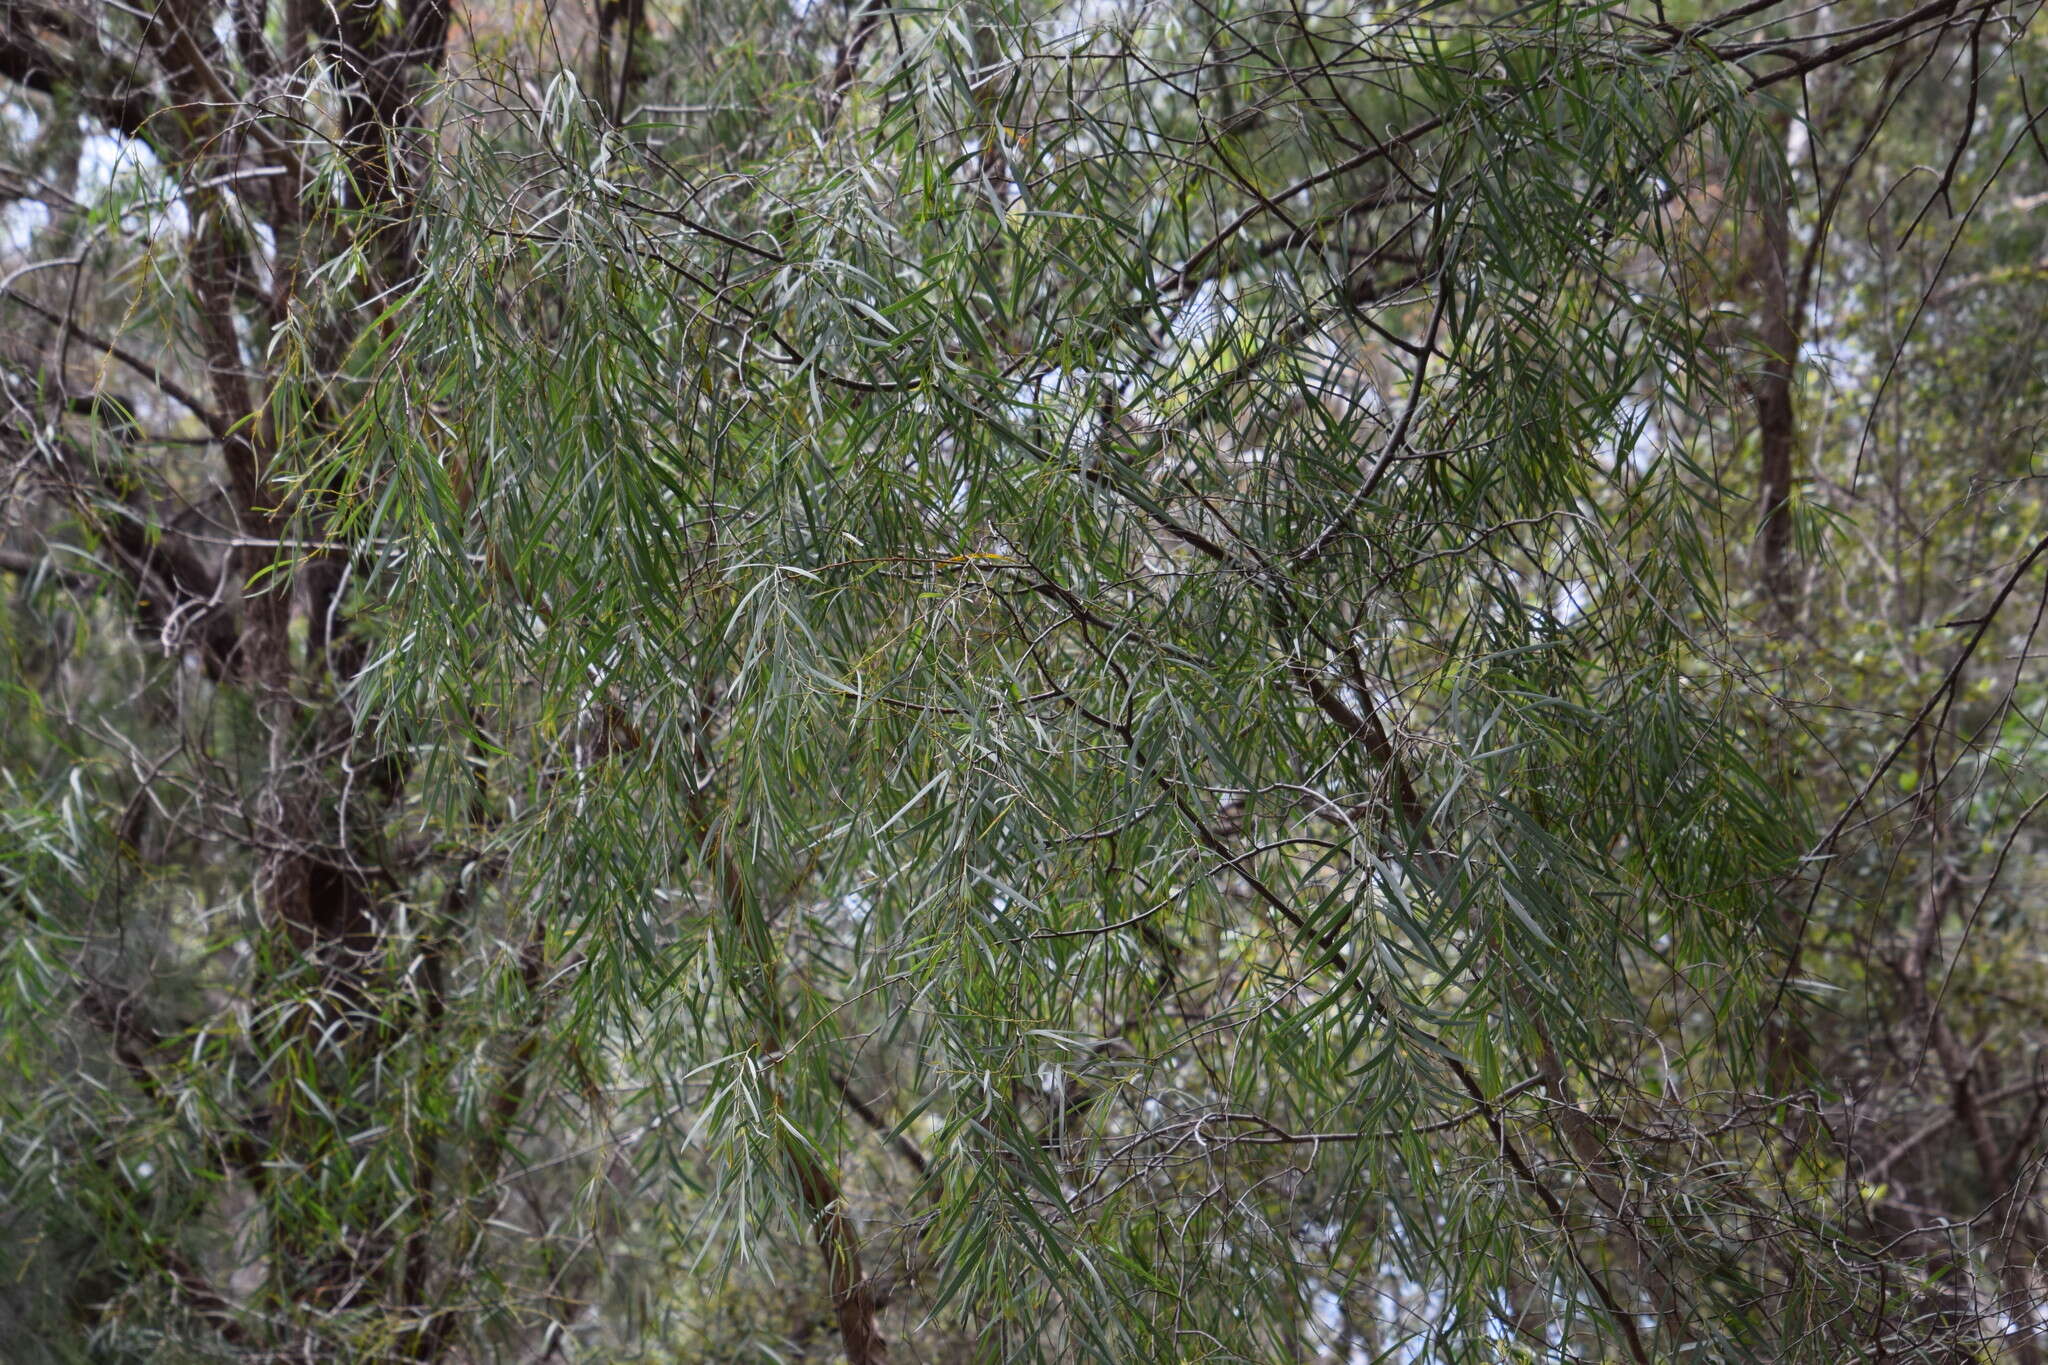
xmin=5 ymin=0 xmax=2048 ymax=1360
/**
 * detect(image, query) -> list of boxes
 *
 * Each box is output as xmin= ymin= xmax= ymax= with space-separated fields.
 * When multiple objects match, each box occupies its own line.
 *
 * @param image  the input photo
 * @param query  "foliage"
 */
xmin=5 ymin=0 xmax=2048 ymax=1361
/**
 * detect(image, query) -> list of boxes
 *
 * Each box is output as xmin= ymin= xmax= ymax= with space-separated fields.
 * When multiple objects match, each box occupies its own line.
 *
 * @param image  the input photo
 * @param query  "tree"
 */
xmin=5 ymin=0 xmax=2048 ymax=1361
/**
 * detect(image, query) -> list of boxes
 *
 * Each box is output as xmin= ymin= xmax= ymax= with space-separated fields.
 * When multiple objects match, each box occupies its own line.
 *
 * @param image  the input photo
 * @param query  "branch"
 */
xmin=3 ymin=287 xmax=229 ymax=436
xmin=834 ymin=1071 xmax=930 ymax=1178
xmin=1860 ymin=1075 xmax=2048 ymax=1186
xmin=0 ymin=11 xmax=163 ymax=141
xmin=409 ymin=911 xmax=552 ymax=1362
xmin=0 ymin=544 xmax=95 ymax=591
xmin=1776 ymin=531 xmax=2048 ymax=1017
xmin=822 ymin=0 xmax=883 ymax=126
xmin=1747 ymin=0 xmax=2000 ymax=92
